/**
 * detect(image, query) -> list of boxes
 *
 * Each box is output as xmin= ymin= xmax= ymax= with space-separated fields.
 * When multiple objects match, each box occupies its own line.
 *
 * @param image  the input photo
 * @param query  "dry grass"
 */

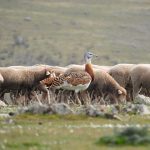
xmin=0 ymin=0 xmax=150 ymax=66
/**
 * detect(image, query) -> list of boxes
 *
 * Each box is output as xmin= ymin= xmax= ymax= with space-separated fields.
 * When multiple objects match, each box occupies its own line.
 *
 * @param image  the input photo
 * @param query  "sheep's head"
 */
xmin=108 ymin=87 xmax=127 ymax=104
xmin=46 ymin=70 xmax=51 ymax=77
xmin=116 ymin=87 xmax=127 ymax=104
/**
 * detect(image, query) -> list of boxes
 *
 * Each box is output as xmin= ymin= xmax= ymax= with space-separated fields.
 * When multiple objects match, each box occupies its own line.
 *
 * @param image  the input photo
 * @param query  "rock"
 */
xmin=104 ymin=113 xmax=122 ymax=121
xmin=134 ymin=104 xmax=150 ymax=115
xmin=122 ymin=103 xmax=150 ymax=115
xmin=85 ymin=105 xmax=122 ymax=120
xmin=4 ymin=118 xmax=15 ymax=124
xmin=0 ymin=114 xmax=9 ymax=118
xmin=50 ymin=103 xmax=74 ymax=115
xmin=85 ymin=105 xmax=104 ymax=117
xmin=17 ymin=102 xmax=73 ymax=115
xmin=122 ymin=104 xmax=135 ymax=114
xmin=135 ymin=94 xmax=150 ymax=105
xmin=15 ymin=103 xmax=122 ymax=119
xmin=18 ymin=102 xmax=51 ymax=114
xmin=109 ymin=105 xmax=120 ymax=114
xmin=24 ymin=16 xmax=32 ymax=21
xmin=14 ymin=36 xmax=25 ymax=45
xmin=0 ymin=100 xmax=7 ymax=107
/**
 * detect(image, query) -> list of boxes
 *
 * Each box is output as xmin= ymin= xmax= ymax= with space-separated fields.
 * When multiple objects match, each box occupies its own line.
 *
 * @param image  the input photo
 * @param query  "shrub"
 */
xmin=96 ymin=127 xmax=150 ymax=146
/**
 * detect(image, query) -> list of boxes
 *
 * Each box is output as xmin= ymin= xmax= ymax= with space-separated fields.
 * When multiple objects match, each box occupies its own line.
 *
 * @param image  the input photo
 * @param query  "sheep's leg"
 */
xmin=43 ymin=89 xmax=51 ymax=104
xmin=0 ymin=91 xmax=8 ymax=105
xmin=42 ymin=92 xmax=47 ymax=100
xmin=132 ymin=83 xmax=141 ymax=102
xmin=79 ymin=91 xmax=90 ymax=105
xmin=61 ymin=89 xmax=68 ymax=103
xmin=126 ymin=89 xmax=132 ymax=102
xmin=67 ymin=91 xmax=75 ymax=105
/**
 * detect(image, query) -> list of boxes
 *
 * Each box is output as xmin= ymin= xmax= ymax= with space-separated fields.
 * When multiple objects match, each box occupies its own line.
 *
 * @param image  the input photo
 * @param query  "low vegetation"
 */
xmin=97 ymin=127 xmax=150 ymax=146
xmin=0 ymin=105 xmax=150 ymax=150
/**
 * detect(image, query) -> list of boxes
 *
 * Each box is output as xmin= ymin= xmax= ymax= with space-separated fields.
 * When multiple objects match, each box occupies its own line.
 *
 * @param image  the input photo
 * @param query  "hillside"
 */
xmin=0 ymin=0 xmax=150 ymax=66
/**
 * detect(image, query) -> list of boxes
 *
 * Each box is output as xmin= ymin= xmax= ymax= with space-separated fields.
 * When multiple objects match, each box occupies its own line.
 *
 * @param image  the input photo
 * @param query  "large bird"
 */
xmin=50 ymin=51 xmax=97 ymax=104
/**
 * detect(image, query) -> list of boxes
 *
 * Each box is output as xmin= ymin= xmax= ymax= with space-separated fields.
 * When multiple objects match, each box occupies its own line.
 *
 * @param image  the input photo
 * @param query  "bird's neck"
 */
xmin=85 ymin=63 xmax=94 ymax=81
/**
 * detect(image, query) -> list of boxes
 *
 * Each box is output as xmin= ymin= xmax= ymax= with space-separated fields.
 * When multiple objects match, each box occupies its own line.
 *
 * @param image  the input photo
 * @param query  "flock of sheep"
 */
xmin=0 ymin=62 xmax=150 ymax=106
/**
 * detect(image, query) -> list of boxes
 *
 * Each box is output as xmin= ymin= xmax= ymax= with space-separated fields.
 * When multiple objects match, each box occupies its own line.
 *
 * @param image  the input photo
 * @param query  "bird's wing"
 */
xmin=64 ymin=71 xmax=92 ymax=86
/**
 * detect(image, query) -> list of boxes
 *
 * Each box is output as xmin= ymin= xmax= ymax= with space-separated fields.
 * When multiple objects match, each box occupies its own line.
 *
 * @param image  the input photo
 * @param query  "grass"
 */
xmin=97 ymin=127 xmax=150 ymax=146
xmin=0 ymin=0 xmax=150 ymax=66
xmin=0 ymin=106 xmax=150 ymax=150
xmin=0 ymin=0 xmax=150 ymax=149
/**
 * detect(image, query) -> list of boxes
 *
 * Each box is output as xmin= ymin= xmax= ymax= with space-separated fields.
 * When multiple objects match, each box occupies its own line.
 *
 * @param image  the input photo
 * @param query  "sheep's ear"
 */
xmin=46 ymin=71 xmax=51 ymax=76
xmin=118 ymin=90 xmax=123 ymax=95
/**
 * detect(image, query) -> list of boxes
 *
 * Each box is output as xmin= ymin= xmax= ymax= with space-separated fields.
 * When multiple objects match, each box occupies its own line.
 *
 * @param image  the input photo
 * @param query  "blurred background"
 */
xmin=0 ymin=0 xmax=150 ymax=67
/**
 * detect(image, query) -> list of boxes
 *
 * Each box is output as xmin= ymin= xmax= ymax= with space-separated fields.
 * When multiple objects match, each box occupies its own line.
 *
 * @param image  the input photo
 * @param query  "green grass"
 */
xmin=0 ymin=0 xmax=150 ymax=66
xmin=97 ymin=127 xmax=150 ymax=146
xmin=0 ymin=106 xmax=150 ymax=150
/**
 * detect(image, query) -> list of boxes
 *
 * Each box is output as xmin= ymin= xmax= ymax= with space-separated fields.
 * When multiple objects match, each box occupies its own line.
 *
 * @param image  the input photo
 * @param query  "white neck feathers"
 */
xmin=85 ymin=58 xmax=92 ymax=64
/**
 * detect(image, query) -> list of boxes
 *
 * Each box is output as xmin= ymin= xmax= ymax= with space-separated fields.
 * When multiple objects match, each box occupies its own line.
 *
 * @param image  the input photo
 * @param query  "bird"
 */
xmin=38 ymin=67 xmax=66 ymax=104
xmin=40 ymin=66 xmax=66 ymax=87
xmin=49 ymin=51 xmax=97 ymax=105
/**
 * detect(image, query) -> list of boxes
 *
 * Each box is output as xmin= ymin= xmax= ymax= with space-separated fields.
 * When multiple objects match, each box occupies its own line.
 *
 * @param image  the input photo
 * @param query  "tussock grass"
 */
xmin=97 ymin=127 xmax=150 ymax=146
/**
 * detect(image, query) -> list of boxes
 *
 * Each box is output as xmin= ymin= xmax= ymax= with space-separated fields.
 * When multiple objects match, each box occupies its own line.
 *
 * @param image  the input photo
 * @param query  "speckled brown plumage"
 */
xmin=48 ymin=52 xmax=95 ymax=93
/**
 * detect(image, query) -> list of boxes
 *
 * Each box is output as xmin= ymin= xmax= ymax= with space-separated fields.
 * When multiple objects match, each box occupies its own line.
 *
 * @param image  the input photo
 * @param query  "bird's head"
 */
xmin=84 ymin=51 xmax=98 ymax=63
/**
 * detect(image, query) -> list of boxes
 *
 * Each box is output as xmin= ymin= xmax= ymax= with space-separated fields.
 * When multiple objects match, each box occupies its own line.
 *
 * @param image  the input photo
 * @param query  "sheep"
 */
xmin=7 ymin=65 xmax=67 ymax=104
xmin=65 ymin=64 xmax=84 ymax=70
xmin=92 ymin=65 xmax=112 ymax=72
xmin=0 ymin=66 xmax=50 ymax=104
xmin=108 ymin=64 xmax=135 ymax=101
xmin=66 ymin=64 xmax=111 ymax=72
xmin=130 ymin=64 xmax=150 ymax=100
xmin=65 ymin=65 xmax=126 ymax=104
xmin=87 ymin=70 xmax=127 ymax=104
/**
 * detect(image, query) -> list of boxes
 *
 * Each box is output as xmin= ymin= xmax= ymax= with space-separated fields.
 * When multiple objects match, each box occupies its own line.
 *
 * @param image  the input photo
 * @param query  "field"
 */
xmin=0 ymin=0 xmax=150 ymax=66
xmin=0 ymin=0 xmax=150 ymax=149
xmin=0 ymin=105 xmax=150 ymax=150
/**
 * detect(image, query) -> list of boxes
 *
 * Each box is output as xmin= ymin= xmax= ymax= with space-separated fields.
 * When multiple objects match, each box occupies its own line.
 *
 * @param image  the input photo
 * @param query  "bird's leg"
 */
xmin=39 ymin=84 xmax=51 ymax=104
xmin=32 ymin=91 xmax=42 ymax=105
xmin=66 ymin=91 xmax=75 ymax=105
xmin=43 ymin=87 xmax=51 ymax=104
xmin=46 ymin=88 xmax=51 ymax=105
xmin=85 ymin=91 xmax=91 ymax=105
xmin=87 ymin=92 xmax=91 ymax=105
